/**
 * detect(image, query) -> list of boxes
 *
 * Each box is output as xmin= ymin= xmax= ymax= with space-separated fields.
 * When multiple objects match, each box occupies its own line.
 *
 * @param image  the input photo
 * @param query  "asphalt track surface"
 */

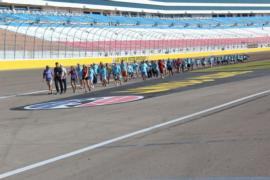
xmin=0 ymin=62 xmax=270 ymax=180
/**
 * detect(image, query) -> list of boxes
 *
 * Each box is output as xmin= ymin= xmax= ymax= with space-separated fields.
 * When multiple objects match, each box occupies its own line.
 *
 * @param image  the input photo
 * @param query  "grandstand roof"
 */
xmin=1 ymin=0 xmax=270 ymax=14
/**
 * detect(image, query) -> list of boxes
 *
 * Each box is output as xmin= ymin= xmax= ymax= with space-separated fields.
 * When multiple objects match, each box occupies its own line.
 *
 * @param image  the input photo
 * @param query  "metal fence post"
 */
xmin=32 ymin=23 xmax=43 ymax=59
xmin=127 ymin=29 xmax=143 ymax=56
xmin=64 ymin=25 xmax=77 ymax=58
xmin=78 ymin=26 xmax=88 ymax=58
xmin=117 ymin=28 xmax=131 ymax=56
xmin=41 ymin=25 xmax=52 ymax=59
xmin=72 ymin=25 xmax=83 ymax=58
xmin=91 ymin=28 xmax=105 ymax=57
xmin=3 ymin=22 xmax=12 ymax=60
xmin=13 ymin=22 xmax=24 ymax=59
xmin=95 ymin=28 xmax=105 ymax=57
xmin=96 ymin=28 xmax=115 ymax=57
xmin=56 ymin=25 xmax=67 ymax=59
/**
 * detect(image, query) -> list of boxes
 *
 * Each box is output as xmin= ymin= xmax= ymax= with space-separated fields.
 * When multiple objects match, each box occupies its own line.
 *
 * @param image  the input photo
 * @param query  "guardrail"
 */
xmin=1 ymin=22 xmax=270 ymax=60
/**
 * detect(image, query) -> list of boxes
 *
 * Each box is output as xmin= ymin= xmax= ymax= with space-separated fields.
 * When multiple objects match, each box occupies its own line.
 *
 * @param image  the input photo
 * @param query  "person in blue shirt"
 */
xmin=151 ymin=61 xmax=158 ymax=78
xmin=98 ymin=62 xmax=103 ymax=82
xmin=89 ymin=65 xmax=95 ymax=90
xmin=190 ymin=59 xmax=195 ymax=70
xmin=93 ymin=63 xmax=99 ymax=74
xmin=132 ymin=61 xmax=139 ymax=78
xmin=181 ymin=60 xmax=186 ymax=72
xmin=76 ymin=63 xmax=83 ymax=89
xmin=140 ymin=61 xmax=148 ymax=80
xmin=201 ymin=58 xmax=206 ymax=68
xmin=120 ymin=60 xmax=128 ymax=82
xmin=43 ymin=65 xmax=53 ymax=94
xmin=112 ymin=63 xmax=122 ymax=86
xmin=127 ymin=63 xmax=134 ymax=80
xmin=147 ymin=61 xmax=152 ymax=78
xmin=166 ymin=59 xmax=174 ymax=76
xmin=196 ymin=59 xmax=201 ymax=68
xmin=186 ymin=58 xmax=191 ymax=71
xmin=92 ymin=63 xmax=99 ymax=84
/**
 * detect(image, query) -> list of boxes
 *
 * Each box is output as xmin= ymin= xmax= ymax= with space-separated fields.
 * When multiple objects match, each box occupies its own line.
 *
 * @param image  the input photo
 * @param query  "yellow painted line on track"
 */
xmin=0 ymin=57 xmax=112 ymax=71
xmin=122 ymin=71 xmax=251 ymax=94
xmin=191 ymin=71 xmax=252 ymax=80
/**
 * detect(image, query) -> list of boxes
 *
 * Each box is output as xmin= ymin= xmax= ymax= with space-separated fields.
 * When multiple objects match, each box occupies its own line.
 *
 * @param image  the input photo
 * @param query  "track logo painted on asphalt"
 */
xmin=121 ymin=71 xmax=251 ymax=94
xmin=23 ymin=96 xmax=144 ymax=110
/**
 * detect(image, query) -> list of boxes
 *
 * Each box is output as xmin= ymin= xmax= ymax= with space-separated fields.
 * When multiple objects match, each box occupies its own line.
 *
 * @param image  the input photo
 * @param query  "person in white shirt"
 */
xmin=60 ymin=64 xmax=67 ymax=93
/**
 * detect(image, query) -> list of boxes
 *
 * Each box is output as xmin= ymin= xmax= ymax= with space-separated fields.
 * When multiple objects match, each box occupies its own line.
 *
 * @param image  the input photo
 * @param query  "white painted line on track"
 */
xmin=0 ymin=86 xmax=72 ymax=101
xmin=0 ymin=90 xmax=49 ymax=100
xmin=0 ymin=95 xmax=16 ymax=100
xmin=18 ymin=90 xmax=49 ymax=96
xmin=0 ymin=89 xmax=270 ymax=179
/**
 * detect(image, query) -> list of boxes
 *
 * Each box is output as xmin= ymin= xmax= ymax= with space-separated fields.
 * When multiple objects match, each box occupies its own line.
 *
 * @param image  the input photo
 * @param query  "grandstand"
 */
xmin=0 ymin=0 xmax=270 ymax=61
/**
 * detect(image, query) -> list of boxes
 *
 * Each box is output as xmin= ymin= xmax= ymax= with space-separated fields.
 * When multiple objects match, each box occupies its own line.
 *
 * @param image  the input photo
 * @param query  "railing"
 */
xmin=1 ymin=22 xmax=270 ymax=60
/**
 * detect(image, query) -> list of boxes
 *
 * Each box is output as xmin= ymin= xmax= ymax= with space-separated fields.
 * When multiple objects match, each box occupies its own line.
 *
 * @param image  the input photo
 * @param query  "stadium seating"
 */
xmin=0 ymin=11 xmax=270 ymax=59
xmin=1 ymin=11 xmax=269 ymax=28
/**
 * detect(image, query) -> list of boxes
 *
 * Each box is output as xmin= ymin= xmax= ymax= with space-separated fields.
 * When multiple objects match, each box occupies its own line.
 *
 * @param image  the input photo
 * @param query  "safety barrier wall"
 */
xmin=1 ymin=22 xmax=270 ymax=71
xmin=1 ymin=47 xmax=270 ymax=71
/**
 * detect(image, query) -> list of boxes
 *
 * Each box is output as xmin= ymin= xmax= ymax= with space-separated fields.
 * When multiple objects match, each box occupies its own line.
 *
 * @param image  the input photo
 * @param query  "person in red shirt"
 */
xmin=158 ymin=60 xmax=165 ymax=79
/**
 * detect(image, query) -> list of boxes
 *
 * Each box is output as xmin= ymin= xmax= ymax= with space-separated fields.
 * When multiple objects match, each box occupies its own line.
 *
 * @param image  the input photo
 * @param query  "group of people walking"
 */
xmin=43 ymin=62 xmax=67 ymax=95
xmin=43 ymin=54 xmax=249 ymax=94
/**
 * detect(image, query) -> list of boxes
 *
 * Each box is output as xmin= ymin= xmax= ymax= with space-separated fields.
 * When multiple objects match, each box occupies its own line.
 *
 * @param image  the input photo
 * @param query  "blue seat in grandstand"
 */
xmin=110 ymin=15 xmax=137 ymax=25
xmin=68 ymin=15 xmax=93 ymax=24
xmin=0 ymin=11 xmax=269 ymax=29
xmin=13 ymin=13 xmax=37 ymax=21
xmin=40 ymin=15 xmax=67 ymax=23
xmin=87 ymin=14 xmax=114 ymax=24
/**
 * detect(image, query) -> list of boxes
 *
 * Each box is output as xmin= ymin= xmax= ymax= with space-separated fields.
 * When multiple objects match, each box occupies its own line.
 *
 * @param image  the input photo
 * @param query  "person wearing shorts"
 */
xmin=100 ymin=64 xmax=107 ymax=87
xmin=69 ymin=66 xmax=77 ymax=93
xmin=43 ymin=65 xmax=53 ymax=94
xmin=120 ymin=60 xmax=128 ymax=82
xmin=132 ymin=61 xmax=139 ymax=78
xmin=82 ymin=65 xmax=91 ymax=93
xmin=112 ymin=63 xmax=122 ymax=86
xmin=127 ymin=63 xmax=134 ymax=80
xmin=89 ymin=65 xmax=95 ymax=90
xmin=106 ymin=63 xmax=112 ymax=84
xmin=140 ymin=61 xmax=148 ymax=81
xmin=167 ymin=59 xmax=174 ymax=76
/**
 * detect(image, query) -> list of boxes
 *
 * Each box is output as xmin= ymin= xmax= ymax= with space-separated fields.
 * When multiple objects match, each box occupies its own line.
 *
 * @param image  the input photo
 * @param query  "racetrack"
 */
xmin=0 ymin=60 xmax=270 ymax=179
